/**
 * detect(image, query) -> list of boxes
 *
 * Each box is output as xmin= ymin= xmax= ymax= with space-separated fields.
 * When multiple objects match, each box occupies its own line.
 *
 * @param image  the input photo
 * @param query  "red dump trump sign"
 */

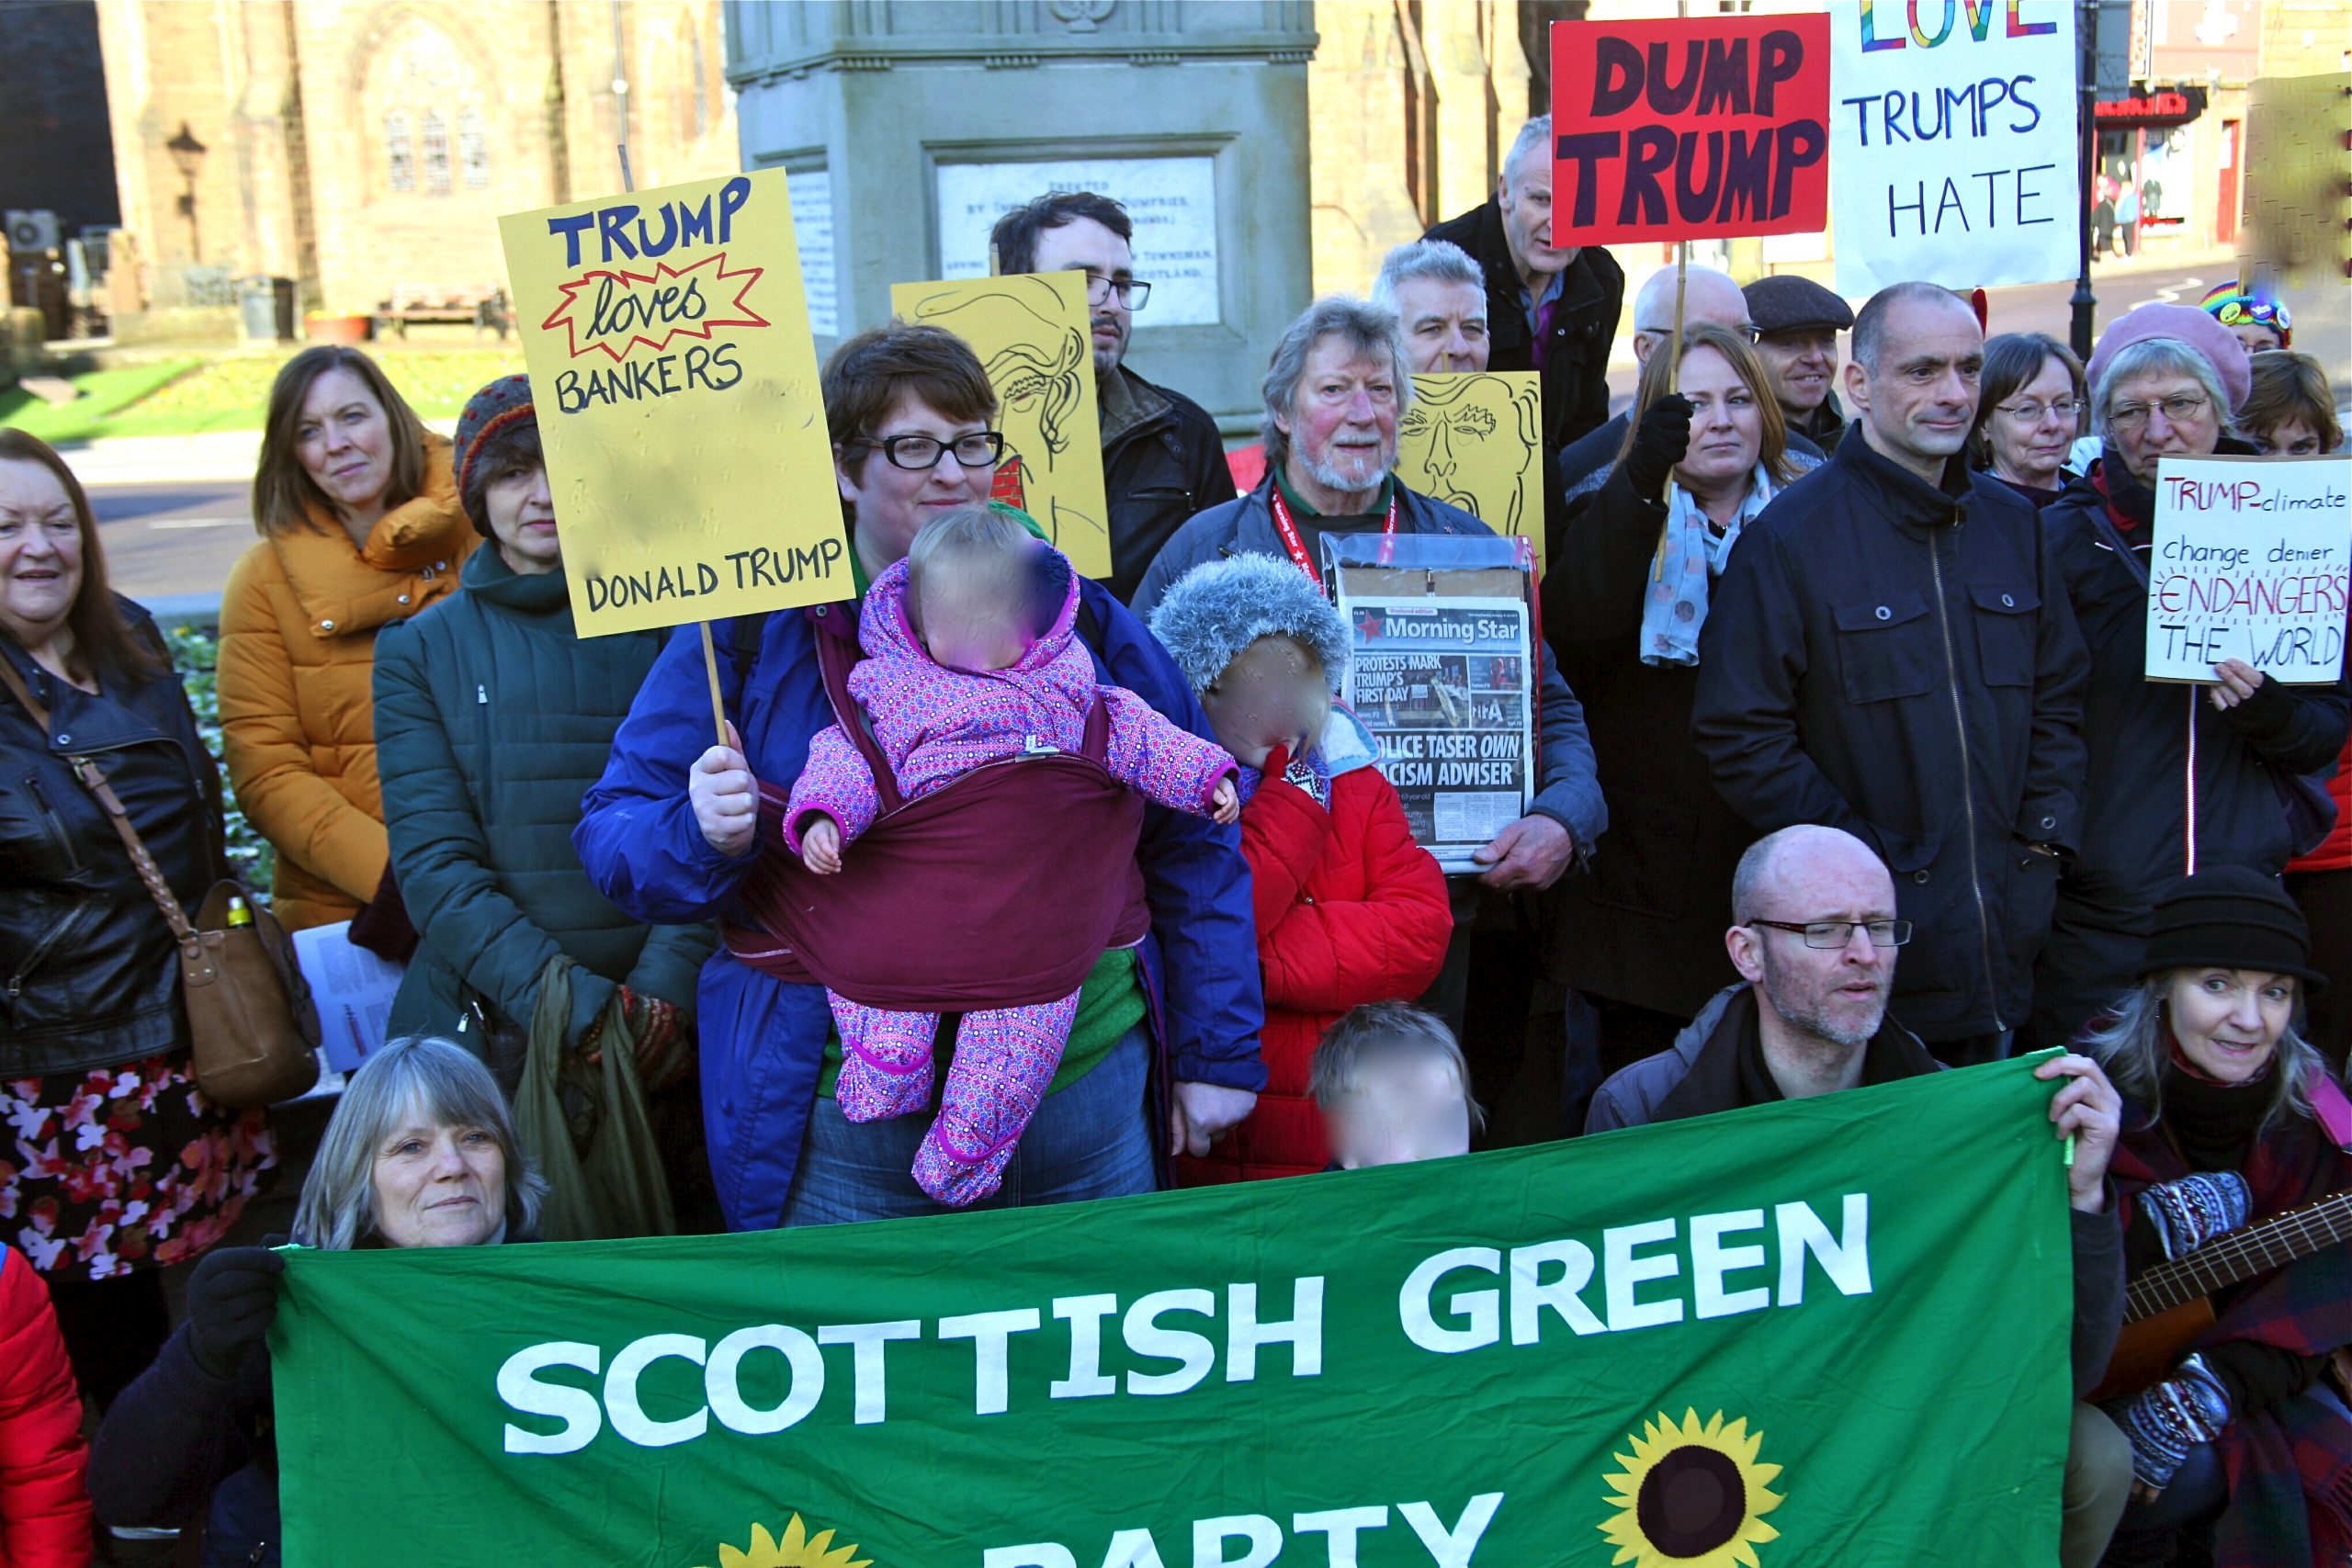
xmin=1550 ymin=15 xmax=1833 ymax=245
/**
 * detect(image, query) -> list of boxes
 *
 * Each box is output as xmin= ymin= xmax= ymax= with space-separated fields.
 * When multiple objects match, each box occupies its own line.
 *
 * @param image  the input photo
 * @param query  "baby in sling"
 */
xmin=783 ymin=506 xmax=1238 ymax=1204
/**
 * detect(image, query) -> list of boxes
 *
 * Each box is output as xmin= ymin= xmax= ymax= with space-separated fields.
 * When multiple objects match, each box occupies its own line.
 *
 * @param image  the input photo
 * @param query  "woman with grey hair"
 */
xmin=2029 ymin=308 xmax=2349 ymax=1050
xmin=2079 ymin=869 xmax=2352 ymax=1568
xmin=88 ymin=1036 xmax=542 ymax=1565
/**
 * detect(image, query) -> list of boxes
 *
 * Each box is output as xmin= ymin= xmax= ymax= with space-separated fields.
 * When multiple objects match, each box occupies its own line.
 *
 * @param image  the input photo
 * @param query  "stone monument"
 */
xmin=726 ymin=0 xmax=1318 ymax=429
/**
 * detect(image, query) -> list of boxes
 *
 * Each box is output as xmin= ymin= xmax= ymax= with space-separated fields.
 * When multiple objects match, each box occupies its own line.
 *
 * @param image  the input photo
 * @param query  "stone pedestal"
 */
xmin=726 ymin=1 xmax=1318 ymax=428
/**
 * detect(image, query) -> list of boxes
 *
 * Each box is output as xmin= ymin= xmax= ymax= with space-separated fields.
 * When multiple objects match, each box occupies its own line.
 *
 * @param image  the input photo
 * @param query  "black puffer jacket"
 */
xmin=2 ymin=606 xmax=225 ymax=1077
xmin=1100 ymin=365 xmax=1238 ymax=604
xmin=1690 ymin=434 xmax=2090 ymax=1043
xmin=1423 ymin=199 xmax=1625 ymax=450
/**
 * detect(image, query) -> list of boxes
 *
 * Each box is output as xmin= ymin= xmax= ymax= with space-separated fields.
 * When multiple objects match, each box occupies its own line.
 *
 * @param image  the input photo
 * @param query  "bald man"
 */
xmin=1584 ymin=824 xmax=2132 ymax=1568
xmin=1553 ymin=264 xmax=1814 ymax=503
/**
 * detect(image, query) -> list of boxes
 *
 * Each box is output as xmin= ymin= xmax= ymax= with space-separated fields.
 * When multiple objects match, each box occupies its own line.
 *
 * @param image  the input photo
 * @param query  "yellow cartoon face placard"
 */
xmin=1396 ymin=371 xmax=1546 ymax=572
xmin=892 ymin=272 xmax=1112 ymax=580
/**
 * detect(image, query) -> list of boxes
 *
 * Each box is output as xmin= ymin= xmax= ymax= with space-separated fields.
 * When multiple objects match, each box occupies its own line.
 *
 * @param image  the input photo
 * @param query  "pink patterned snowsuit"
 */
xmin=784 ymin=551 xmax=1236 ymax=1205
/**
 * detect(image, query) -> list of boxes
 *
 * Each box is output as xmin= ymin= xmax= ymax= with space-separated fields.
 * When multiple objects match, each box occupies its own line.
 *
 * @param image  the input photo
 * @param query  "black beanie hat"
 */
xmin=2140 ymin=866 xmax=2327 ymax=991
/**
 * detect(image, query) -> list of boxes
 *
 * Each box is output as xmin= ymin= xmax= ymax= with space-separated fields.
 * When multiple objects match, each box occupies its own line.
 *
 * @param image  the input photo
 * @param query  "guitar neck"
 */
xmin=2126 ymin=1190 xmax=2352 ymax=1322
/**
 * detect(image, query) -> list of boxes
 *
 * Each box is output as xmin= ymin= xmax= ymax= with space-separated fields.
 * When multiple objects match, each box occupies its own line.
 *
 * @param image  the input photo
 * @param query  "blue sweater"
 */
xmin=573 ymin=584 xmax=1265 ymax=1230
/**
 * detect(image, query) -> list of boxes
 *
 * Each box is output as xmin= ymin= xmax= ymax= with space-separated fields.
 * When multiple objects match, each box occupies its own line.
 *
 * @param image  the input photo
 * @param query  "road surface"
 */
xmin=85 ymin=264 xmax=2224 ymax=618
xmin=87 ymin=478 xmax=255 ymax=619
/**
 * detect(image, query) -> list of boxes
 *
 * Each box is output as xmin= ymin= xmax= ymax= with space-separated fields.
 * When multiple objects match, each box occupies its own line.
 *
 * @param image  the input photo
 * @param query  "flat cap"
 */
xmin=1744 ymin=275 xmax=1854 ymax=336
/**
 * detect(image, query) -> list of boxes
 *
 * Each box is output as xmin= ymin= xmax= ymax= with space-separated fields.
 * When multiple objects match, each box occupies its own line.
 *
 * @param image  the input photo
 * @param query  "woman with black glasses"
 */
xmin=574 ymin=322 xmax=1263 ymax=1231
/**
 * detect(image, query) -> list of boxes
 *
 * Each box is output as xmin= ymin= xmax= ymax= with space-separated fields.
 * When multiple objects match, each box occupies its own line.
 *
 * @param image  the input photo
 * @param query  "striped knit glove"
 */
xmin=2139 ymin=1171 xmax=2252 ymax=1260
xmin=2114 ymin=1354 xmax=2232 ymax=1489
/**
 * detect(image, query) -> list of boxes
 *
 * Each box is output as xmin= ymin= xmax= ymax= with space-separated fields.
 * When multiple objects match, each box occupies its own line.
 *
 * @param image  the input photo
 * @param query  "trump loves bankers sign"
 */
xmin=500 ymin=170 xmax=850 ymax=637
xmin=272 ymin=1058 xmax=2075 ymax=1567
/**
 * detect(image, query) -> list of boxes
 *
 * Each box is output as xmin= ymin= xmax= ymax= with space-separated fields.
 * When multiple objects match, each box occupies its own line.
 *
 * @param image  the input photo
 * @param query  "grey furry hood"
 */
xmin=1147 ymin=551 xmax=1351 ymax=694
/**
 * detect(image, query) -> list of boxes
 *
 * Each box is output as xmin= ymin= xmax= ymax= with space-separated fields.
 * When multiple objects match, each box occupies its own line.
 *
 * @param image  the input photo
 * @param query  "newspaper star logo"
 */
xmin=540 ymin=252 xmax=768 ymax=364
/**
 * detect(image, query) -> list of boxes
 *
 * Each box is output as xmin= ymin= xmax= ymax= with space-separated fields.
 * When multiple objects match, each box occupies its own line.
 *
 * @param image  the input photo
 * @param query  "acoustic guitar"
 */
xmin=2092 ymin=1188 xmax=2352 ymax=1402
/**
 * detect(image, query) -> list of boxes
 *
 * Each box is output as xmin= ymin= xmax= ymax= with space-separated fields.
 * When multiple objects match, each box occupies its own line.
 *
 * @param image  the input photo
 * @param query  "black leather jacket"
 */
xmin=2 ymin=606 xmax=225 ymax=1077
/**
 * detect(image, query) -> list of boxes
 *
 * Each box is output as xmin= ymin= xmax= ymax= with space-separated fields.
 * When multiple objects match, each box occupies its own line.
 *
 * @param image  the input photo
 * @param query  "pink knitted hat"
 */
xmin=2083 ymin=303 xmax=2252 ymax=413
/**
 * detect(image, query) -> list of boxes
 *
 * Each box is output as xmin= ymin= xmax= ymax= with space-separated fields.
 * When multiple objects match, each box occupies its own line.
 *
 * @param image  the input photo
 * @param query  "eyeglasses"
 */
xmin=1995 ymin=398 xmax=2083 ymax=423
xmin=856 ymin=432 xmax=1006 ymax=471
xmin=1082 ymin=273 xmax=1152 ymax=310
xmin=1748 ymin=919 xmax=1914 ymax=950
xmin=2107 ymin=393 xmax=2210 ymax=434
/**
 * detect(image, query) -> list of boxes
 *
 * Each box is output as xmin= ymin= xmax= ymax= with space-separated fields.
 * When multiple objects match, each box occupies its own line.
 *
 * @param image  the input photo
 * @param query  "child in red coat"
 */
xmin=1150 ymin=554 xmax=1453 ymax=1180
xmin=0 ymin=1242 xmax=90 ymax=1568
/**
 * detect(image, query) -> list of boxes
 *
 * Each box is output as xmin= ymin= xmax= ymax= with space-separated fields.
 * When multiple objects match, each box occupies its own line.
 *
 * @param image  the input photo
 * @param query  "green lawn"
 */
xmin=1 ymin=346 xmax=526 ymax=442
xmin=0 ymin=360 xmax=203 ymax=443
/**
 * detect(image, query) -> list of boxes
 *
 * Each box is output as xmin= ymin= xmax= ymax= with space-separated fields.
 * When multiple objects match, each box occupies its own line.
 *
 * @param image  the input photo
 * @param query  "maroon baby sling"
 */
xmin=725 ymin=608 xmax=1150 ymax=1010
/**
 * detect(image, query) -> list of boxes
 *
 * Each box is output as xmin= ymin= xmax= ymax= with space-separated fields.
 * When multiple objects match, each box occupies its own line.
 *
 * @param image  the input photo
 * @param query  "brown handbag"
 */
xmin=0 ymin=657 xmax=320 ymax=1107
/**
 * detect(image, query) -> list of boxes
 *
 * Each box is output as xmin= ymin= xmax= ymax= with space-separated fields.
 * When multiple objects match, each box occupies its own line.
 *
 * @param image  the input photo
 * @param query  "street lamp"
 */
xmin=166 ymin=119 xmax=207 ymax=264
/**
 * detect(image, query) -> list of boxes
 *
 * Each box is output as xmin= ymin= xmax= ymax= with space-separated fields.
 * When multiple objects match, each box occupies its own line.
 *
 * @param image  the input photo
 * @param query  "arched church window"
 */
xmin=459 ymin=108 xmax=489 ymax=188
xmin=385 ymin=112 xmax=414 ymax=192
xmin=421 ymin=110 xmax=451 ymax=194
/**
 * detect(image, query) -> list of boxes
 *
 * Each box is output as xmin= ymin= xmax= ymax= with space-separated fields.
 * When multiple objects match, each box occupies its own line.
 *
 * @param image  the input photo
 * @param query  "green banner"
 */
xmin=272 ymin=1056 xmax=2074 ymax=1568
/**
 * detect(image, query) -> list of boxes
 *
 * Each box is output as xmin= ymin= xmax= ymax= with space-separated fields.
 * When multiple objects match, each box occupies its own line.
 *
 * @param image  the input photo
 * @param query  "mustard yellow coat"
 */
xmin=218 ymin=435 xmax=477 ymax=930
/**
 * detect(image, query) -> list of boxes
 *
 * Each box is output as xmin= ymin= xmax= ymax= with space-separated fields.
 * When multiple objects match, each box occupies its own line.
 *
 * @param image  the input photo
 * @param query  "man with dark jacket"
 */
xmin=1691 ymin=282 xmax=2089 ymax=1065
xmin=1134 ymin=298 xmax=1605 ymax=885
xmin=991 ymin=191 xmax=1237 ymax=603
xmin=1423 ymin=115 xmax=1625 ymax=452
xmin=1585 ymin=825 xmax=2132 ymax=1568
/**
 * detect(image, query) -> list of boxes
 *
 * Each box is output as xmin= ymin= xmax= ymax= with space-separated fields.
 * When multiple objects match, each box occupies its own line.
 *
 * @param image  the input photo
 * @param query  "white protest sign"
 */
xmin=2144 ymin=455 xmax=2351 ymax=683
xmin=1828 ymin=0 xmax=2079 ymax=293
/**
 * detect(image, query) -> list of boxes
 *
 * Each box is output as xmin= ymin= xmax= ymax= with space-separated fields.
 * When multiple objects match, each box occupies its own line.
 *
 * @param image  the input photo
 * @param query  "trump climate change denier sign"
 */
xmin=272 ymin=1058 xmax=2074 ymax=1568
xmin=1549 ymin=15 xmax=1832 ymax=246
xmin=1828 ymin=0 xmax=2080 ymax=293
xmin=2144 ymin=455 xmax=2351 ymax=683
xmin=500 ymin=170 xmax=850 ymax=637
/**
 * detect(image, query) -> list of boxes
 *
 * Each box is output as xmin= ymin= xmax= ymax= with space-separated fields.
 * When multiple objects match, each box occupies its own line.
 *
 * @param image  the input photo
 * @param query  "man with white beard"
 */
xmin=1135 ymin=298 xmax=1604 ymax=1068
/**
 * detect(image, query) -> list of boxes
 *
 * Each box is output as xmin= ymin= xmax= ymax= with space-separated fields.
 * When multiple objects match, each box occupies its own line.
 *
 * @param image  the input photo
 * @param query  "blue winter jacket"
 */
xmin=573 ymin=584 xmax=1265 ymax=1231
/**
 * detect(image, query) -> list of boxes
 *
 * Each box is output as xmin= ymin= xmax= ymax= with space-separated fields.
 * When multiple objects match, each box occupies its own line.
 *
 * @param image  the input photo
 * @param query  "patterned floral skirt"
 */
xmin=3 ymin=1052 xmax=277 ymax=1281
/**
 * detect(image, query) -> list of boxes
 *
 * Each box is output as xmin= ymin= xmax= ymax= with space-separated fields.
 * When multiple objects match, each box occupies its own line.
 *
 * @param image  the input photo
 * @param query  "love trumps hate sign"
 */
xmin=271 ymin=1057 xmax=2076 ymax=1568
xmin=1549 ymin=14 xmax=1832 ymax=247
xmin=500 ymin=170 xmax=850 ymax=637
xmin=2143 ymin=455 xmax=2351 ymax=684
xmin=1828 ymin=0 xmax=2079 ymax=293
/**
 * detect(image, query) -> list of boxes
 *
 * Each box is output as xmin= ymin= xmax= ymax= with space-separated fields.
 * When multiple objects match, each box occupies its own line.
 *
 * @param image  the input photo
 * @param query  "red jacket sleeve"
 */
xmin=1238 ymin=767 xmax=1333 ymax=943
xmin=0 ymin=1247 xmax=91 ymax=1568
xmin=1257 ymin=769 xmax=1453 ymax=1015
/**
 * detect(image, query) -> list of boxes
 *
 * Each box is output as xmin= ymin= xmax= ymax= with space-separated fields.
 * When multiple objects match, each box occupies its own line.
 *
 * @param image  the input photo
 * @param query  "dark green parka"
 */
xmin=372 ymin=545 xmax=711 ymax=1048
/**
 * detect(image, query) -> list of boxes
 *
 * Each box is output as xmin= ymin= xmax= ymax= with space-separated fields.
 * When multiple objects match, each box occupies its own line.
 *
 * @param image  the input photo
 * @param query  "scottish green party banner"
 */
xmin=271 ymin=1056 xmax=2075 ymax=1567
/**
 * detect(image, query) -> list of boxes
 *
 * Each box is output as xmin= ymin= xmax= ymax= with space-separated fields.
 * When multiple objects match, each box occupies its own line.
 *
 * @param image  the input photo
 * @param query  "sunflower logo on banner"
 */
xmin=1600 ymin=1409 xmax=1785 ymax=1567
xmin=700 ymin=1514 xmax=872 ymax=1568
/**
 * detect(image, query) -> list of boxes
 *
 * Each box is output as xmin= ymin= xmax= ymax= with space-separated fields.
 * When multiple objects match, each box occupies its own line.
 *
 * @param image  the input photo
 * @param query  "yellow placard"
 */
xmin=890 ymin=272 xmax=1112 ymax=580
xmin=498 ymin=170 xmax=849 ymax=637
xmin=1396 ymin=372 xmax=1546 ymax=571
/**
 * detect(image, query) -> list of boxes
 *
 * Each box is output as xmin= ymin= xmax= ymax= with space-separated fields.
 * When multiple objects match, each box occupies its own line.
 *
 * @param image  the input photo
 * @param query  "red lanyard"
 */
xmin=1268 ymin=484 xmax=1398 ymax=591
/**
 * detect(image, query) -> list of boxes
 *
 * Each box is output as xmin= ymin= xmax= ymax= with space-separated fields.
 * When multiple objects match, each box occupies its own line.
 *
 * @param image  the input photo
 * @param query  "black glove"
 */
xmin=185 ymin=1246 xmax=286 ymax=1382
xmin=1623 ymin=393 xmax=1695 ymax=501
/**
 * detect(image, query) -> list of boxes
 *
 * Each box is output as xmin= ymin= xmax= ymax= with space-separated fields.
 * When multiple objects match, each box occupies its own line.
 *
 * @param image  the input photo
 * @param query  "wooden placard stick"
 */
xmin=615 ymin=141 xmax=729 ymax=747
xmin=1651 ymin=240 xmax=1690 ymax=581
